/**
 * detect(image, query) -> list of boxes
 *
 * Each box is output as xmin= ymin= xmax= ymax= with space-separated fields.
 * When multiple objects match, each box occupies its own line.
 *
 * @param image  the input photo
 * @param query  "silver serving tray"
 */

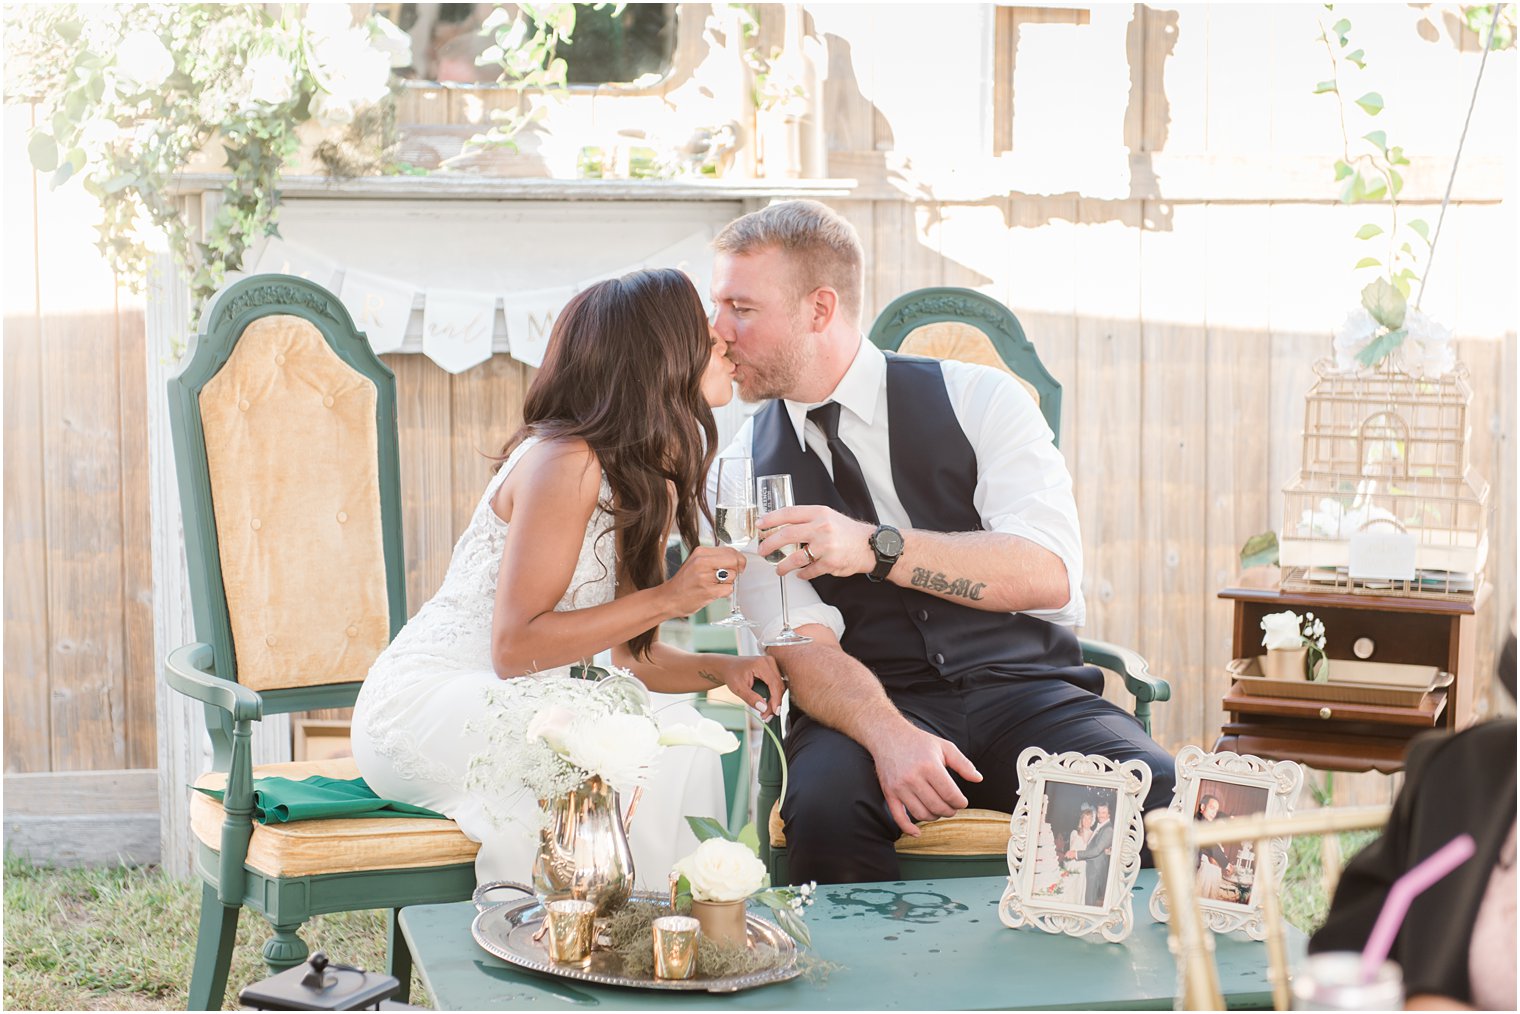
xmin=470 ymin=885 xmax=801 ymax=994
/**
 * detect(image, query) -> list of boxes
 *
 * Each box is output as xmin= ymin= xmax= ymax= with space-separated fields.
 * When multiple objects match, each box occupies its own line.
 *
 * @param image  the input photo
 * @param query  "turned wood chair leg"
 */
xmin=187 ymin=883 xmax=240 ymax=1011
xmin=386 ymin=908 xmax=413 ymax=1003
xmin=262 ymin=919 xmax=310 ymax=974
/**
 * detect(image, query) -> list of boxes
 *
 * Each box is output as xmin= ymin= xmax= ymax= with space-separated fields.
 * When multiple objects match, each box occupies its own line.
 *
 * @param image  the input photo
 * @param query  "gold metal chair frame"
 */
xmin=1146 ymin=804 xmax=1392 ymax=1011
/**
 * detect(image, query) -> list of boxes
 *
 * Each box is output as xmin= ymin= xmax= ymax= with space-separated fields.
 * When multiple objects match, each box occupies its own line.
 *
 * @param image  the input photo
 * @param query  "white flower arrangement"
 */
xmin=1331 ymin=279 xmax=1455 ymax=379
xmin=464 ymin=667 xmax=738 ymax=827
xmin=672 ymin=826 xmax=818 ymax=947
xmin=1260 ymin=610 xmax=1329 ymax=682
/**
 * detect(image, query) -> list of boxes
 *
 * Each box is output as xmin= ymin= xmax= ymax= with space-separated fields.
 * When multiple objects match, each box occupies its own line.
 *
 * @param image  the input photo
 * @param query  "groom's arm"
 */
xmin=1077 ymin=824 xmax=1114 ymax=860
xmin=772 ymin=626 xmax=982 ymax=838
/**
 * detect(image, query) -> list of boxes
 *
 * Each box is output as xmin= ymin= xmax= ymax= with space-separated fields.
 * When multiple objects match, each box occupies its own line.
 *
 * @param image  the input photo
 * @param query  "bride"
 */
xmin=351 ymin=268 xmax=784 ymax=887
xmin=1061 ymin=804 xmax=1096 ymax=903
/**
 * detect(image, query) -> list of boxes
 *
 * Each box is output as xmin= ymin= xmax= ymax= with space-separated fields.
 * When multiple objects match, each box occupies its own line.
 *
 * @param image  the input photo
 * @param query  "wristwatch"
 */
xmin=867 ymin=525 xmax=904 ymax=583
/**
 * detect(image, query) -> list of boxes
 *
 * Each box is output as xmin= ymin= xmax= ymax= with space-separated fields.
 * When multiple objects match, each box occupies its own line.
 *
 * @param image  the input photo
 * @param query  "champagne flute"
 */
xmin=711 ymin=456 xmax=757 ymax=629
xmin=756 ymin=473 xmax=813 ymax=647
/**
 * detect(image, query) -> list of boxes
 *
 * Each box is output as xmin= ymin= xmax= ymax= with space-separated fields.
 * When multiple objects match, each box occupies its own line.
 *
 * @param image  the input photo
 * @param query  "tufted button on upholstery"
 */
xmin=336 ymin=511 xmax=348 ymax=524
xmin=238 ymin=399 xmax=250 ymax=412
xmin=250 ymin=518 xmax=262 ymax=531
xmin=323 ymin=395 xmax=335 ymax=408
xmin=346 ymin=625 xmax=359 ymax=639
xmin=275 ymin=353 xmax=286 ymax=366
xmin=917 ymin=609 xmax=929 ymax=621
xmin=933 ymin=652 xmax=945 ymax=665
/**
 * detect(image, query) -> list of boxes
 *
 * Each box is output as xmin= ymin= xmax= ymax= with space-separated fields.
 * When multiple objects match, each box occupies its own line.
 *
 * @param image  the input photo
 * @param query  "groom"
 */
xmin=1075 ymin=802 xmax=1115 ymax=907
xmin=710 ymin=200 xmax=1175 ymax=884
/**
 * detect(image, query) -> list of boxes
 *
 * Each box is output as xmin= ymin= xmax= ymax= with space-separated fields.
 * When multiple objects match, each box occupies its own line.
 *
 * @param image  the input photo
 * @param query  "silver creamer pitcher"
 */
xmin=532 ymin=775 xmax=637 ymax=919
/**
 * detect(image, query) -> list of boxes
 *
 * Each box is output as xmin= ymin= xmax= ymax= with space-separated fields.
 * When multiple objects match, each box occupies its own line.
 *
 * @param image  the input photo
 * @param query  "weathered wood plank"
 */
xmin=824 ymin=199 xmax=877 ymax=321
xmin=386 ymin=353 xmax=455 ymax=616
xmin=1137 ymin=203 xmax=1210 ymax=750
xmin=1007 ymin=197 xmax=1080 ymax=455
xmin=449 ymin=356 xmax=530 ymax=543
xmin=2 ymin=101 xmax=51 ymax=774
xmin=1202 ymin=205 xmax=1274 ymax=747
xmin=4 ymin=768 xmax=158 ymax=815
xmin=36 ymin=175 xmax=128 ymax=771
xmin=1073 ymin=201 xmax=1145 ymax=706
xmin=930 ymin=202 xmax=1007 ymax=300
xmin=117 ymin=293 xmax=156 ymax=769
xmin=3 ymin=814 xmax=160 ymax=868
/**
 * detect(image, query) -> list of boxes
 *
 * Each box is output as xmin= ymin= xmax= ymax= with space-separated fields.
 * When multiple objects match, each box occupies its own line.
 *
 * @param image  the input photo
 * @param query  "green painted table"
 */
xmin=399 ymin=871 xmax=1303 ymax=1010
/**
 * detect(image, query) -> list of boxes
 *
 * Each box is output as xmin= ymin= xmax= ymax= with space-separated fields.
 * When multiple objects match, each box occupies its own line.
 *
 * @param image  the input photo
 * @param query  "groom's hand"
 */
xmin=869 ymin=723 xmax=983 ymax=838
xmin=756 ymin=505 xmax=875 ymax=579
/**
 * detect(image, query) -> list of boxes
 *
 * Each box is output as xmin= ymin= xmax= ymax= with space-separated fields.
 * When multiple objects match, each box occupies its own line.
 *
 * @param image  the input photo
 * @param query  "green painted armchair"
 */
xmin=165 ymin=275 xmax=478 ymax=1009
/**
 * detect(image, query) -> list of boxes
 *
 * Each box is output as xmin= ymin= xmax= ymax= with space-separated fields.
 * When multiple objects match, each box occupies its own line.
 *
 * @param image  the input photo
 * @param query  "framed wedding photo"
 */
xmin=999 ymin=747 xmax=1154 ymax=943
xmin=1148 ymin=745 xmax=1306 ymax=939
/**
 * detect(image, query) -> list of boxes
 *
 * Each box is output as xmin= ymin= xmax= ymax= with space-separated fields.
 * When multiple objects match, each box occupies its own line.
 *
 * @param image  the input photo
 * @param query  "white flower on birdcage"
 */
xmin=1398 ymin=307 xmax=1457 ymax=380
xmin=1299 ymin=497 xmax=1399 ymax=540
xmin=1333 ymin=307 xmax=1380 ymax=373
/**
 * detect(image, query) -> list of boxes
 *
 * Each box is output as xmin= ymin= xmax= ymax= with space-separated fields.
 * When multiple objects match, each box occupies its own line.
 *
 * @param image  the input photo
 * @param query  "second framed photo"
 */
xmin=1148 ymin=745 xmax=1306 ymax=939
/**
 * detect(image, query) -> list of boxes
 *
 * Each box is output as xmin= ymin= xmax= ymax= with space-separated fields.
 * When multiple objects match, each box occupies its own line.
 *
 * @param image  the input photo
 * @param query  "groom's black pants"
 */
xmin=778 ymin=667 xmax=1176 ymax=885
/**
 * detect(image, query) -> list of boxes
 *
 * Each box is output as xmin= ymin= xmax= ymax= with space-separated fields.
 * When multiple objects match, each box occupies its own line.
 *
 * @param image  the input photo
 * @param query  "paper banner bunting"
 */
xmin=339 ymin=268 xmax=418 ymax=354
xmin=254 ymin=237 xmax=340 ymax=289
xmin=421 ymin=289 xmax=497 ymax=374
xmin=505 ymin=284 xmax=577 ymax=368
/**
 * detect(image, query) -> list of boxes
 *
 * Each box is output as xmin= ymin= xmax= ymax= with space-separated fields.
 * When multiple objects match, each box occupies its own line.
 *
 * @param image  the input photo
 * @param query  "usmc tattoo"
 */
xmin=910 ymin=567 xmax=987 ymax=601
xmin=697 ymin=669 xmax=724 ymax=687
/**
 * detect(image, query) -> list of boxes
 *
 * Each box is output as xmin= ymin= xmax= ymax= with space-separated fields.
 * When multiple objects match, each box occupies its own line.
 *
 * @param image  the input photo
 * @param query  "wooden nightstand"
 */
xmin=1215 ymin=585 xmax=1489 ymax=774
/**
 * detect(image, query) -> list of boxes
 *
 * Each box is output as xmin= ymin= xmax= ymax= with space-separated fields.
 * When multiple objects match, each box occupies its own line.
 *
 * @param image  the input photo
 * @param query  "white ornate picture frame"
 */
xmin=1148 ymin=746 xmax=1305 ymax=940
xmin=999 ymin=747 xmax=1153 ymax=943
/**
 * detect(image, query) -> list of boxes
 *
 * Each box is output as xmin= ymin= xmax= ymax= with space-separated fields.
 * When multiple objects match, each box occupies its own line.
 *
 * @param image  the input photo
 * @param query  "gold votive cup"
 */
xmin=651 ymin=915 xmax=700 ymax=980
xmin=545 ymin=899 xmax=596 ymax=965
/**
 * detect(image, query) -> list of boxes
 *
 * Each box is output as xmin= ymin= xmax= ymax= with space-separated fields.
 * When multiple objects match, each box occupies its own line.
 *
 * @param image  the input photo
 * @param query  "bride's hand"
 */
xmin=700 ymin=653 xmax=785 ymax=720
xmin=665 ymin=545 xmax=746 ymax=617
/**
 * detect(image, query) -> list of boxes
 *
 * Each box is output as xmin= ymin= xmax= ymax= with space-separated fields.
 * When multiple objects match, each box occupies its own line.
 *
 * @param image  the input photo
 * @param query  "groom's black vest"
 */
xmin=752 ymin=353 xmax=1090 ymax=691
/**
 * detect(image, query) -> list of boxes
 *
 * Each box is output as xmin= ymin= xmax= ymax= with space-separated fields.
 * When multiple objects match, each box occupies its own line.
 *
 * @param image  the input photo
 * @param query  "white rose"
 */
xmin=1260 ymin=610 xmax=1304 ymax=652
xmin=116 ymin=31 xmax=174 ymax=92
xmin=1332 ymin=308 xmax=1379 ymax=373
xmin=1399 ymin=308 xmax=1456 ymax=379
xmin=369 ymin=15 xmax=414 ymax=69
xmin=659 ymin=717 xmax=740 ymax=754
xmin=310 ymin=27 xmax=393 ymax=107
xmin=527 ymin=705 xmax=578 ymax=755
xmin=675 ymin=838 xmax=769 ymax=902
xmin=310 ymin=91 xmax=356 ymax=129
xmin=242 ymin=52 xmax=295 ymax=107
xmin=563 ymin=713 xmax=662 ymax=792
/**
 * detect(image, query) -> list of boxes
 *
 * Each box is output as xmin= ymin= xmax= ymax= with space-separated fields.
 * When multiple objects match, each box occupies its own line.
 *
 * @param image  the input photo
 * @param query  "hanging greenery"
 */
xmin=5 ymin=4 xmax=408 ymax=321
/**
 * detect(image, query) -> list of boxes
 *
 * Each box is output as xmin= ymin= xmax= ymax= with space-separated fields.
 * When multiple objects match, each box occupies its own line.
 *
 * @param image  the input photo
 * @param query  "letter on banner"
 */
xmin=339 ymin=268 xmax=417 ymax=354
xmin=254 ymin=237 xmax=340 ymax=289
xmin=421 ymin=289 xmax=496 ymax=374
xmin=505 ymin=285 xmax=577 ymax=368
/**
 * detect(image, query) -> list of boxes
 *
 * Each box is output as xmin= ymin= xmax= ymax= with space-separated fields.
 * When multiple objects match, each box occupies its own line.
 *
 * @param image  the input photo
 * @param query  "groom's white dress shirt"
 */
xmin=708 ymin=335 xmax=1086 ymax=646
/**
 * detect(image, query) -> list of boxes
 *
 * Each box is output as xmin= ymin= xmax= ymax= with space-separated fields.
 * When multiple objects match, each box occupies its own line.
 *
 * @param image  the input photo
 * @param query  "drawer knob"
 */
xmin=1353 ymin=637 xmax=1375 ymax=659
xmin=1319 ymin=706 xmax=1333 ymax=720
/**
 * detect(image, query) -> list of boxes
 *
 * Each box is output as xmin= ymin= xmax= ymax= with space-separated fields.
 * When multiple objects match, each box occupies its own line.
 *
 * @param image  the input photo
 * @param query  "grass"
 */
xmin=4 ymin=832 xmax=1378 ymax=1011
xmin=2 ymin=854 xmax=427 ymax=1011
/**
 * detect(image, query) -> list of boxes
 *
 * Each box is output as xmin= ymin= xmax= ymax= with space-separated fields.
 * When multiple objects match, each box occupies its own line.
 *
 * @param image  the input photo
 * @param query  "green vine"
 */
xmin=5 ymin=4 xmax=407 ymax=331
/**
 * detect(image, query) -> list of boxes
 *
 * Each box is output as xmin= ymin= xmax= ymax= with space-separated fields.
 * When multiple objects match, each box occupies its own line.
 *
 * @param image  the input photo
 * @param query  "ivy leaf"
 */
xmin=1356 ymin=327 xmax=1407 ymax=368
xmin=1363 ymin=129 xmax=1388 ymax=152
xmin=1355 ymin=92 xmax=1384 ymax=115
xmin=27 ymin=132 xmax=59 ymax=172
xmin=52 ymin=162 xmax=75 ymax=189
xmin=1332 ymin=17 xmax=1352 ymax=44
xmin=1333 ymin=159 xmax=1353 ymax=180
xmin=1388 ymin=145 xmax=1410 ymax=166
xmin=1313 ymin=79 xmax=1337 ymax=94
xmin=1361 ymin=179 xmax=1387 ymax=202
xmin=685 ymin=816 xmax=737 ymax=843
xmin=56 ymin=19 xmax=82 ymax=43
xmin=737 ymin=821 xmax=761 ymax=854
xmin=1347 ymin=48 xmax=1366 ymax=69
xmin=1361 ymin=277 xmax=1407 ymax=330
xmin=1389 ymin=170 xmax=1403 ymax=196
xmin=1240 ymin=531 xmax=1279 ymax=570
xmin=1354 ymin=223 xmax=1383 ymax=240
xmin=1354 ymin=256 xmax=1381 ymax=270
xmin=1409 ymin=218 xmax=1431 ymax=243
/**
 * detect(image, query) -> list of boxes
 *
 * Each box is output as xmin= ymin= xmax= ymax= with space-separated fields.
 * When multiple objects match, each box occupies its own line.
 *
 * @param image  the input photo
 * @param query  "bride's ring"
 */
xmin=802 ymin=545 xmax=817 ymax=564
xmin=715 ymin=568 xmax=731 ymax=583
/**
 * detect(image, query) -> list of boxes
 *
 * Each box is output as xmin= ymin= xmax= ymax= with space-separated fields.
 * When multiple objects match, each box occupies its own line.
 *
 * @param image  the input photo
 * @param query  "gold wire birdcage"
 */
xmin=1279 ymin=356 xmax=1490 ymax=600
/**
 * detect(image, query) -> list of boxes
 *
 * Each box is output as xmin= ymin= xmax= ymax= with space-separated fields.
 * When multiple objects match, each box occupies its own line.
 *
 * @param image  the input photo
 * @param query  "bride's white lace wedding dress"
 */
xmin=351 ymin=435 xmax=725 ymax=888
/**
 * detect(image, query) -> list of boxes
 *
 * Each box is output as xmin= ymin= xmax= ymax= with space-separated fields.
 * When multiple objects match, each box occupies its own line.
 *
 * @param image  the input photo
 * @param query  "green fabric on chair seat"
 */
xmin=194 ymin=775 xmax=445 ymax=824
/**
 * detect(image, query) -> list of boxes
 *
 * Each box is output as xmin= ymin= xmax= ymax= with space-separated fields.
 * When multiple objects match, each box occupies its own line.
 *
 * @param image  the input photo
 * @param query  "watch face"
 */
xmin=875 ymin=527 xmax=904 ymax=556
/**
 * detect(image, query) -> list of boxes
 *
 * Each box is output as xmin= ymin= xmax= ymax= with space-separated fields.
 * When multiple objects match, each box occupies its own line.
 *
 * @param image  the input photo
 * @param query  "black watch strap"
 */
xmin=868 ymin=525 xmax=903 ymax=583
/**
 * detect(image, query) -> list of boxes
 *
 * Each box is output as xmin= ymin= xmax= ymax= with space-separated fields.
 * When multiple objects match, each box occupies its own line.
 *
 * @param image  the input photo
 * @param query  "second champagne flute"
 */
xmin=711 ymin=456 xmax=757 ymax=629
xmin=756 ymin=473 xmax=813 ymax=647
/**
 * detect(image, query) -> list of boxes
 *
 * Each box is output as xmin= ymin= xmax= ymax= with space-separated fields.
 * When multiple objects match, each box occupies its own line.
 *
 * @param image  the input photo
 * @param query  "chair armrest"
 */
xmin=164 ymin=643 xmax=263 ymax=723
xmin=1080 ymin=637 xmax=1170 ymax=737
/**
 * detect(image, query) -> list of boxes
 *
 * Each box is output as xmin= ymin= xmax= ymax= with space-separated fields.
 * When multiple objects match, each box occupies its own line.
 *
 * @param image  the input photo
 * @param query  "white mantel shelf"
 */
xmin=167 ymin=172 xmax=860 ymax=202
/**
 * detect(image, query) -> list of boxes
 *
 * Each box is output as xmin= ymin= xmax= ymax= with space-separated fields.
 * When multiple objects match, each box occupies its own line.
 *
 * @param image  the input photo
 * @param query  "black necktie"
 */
xmin=807 ymin=402 xmax=879 ymax=525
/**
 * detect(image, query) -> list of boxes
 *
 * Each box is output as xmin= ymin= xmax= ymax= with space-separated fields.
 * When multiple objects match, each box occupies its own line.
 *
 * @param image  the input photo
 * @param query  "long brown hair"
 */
xmin=500 ymin=268 xmax=718 ymax=659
